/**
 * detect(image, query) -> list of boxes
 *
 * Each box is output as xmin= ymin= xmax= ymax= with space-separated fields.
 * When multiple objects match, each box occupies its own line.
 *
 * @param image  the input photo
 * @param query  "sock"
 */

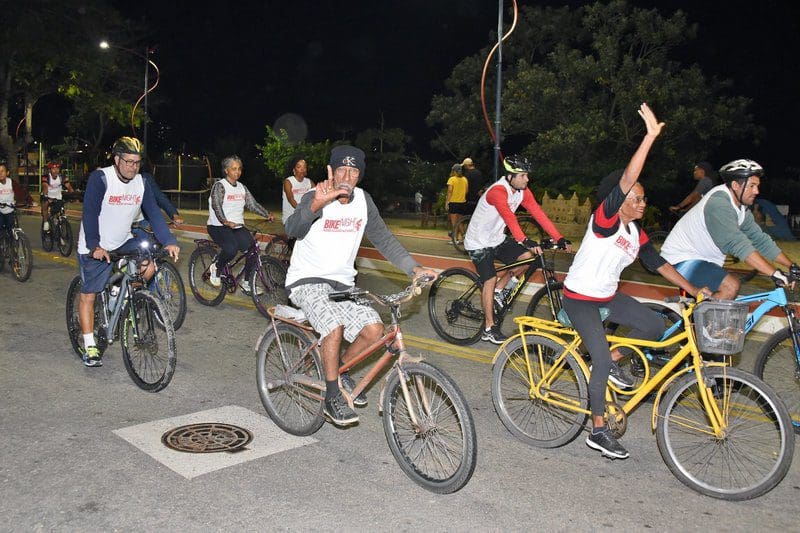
xmin=592 ymin=425 xmax=606 ymax=435
xmin=326 ymin=379 xmax=339 ymax=398
xmin=83 ymin=333 xmax=96 ymax=348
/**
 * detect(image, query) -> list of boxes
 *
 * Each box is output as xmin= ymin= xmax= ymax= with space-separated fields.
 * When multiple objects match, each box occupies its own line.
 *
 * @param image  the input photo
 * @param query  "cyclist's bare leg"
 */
xmin=481 ymin=276 xmax=498 ymax=327
xmin=78 ymin=292 xmax=97 ymax=335
xmin=714 ymin=273 xmax=740 ymax=300
xmin=448 ymin=213 xmax=459 ymax=232
xmin=496 ymin=250 xmax=533 ymax=290
xmin=320 ymin=326 xmax=345 ymax=381
xmin=41 ymin=198 xmax=49 ymax=221
xmin=340 ymin=322 xmax=383 ymax=367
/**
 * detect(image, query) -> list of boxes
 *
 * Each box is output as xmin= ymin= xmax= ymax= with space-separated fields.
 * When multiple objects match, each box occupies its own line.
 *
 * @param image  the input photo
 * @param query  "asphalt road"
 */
xmin=1 ymin=213 xmax=798 ymax=531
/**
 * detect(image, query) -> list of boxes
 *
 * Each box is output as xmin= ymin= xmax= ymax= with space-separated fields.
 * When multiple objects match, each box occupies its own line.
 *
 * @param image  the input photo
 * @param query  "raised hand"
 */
xmin=638 ymin=103 xmax=665 ymax=138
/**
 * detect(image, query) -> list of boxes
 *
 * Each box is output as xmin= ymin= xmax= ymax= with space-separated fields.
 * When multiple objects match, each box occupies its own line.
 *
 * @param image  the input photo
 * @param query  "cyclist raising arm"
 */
xmin=661 ymin=159 xmax=797 ymax=299
xmin=463 ymin=155 xmax=573 ymax=344
xmin=561 ymin=103 xmax=709 ymax=460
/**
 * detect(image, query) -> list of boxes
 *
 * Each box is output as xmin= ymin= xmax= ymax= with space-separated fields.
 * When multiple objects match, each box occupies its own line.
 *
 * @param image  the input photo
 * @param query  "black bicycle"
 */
xmin=428 ymin=239 xmax=566 ymax=345
xmin=65 ymin=243 xmax=177 ymax=392
xmin=0 ymin=203 xmax=33 ymax=282
xmin=41 ymin=199 xmax=73 ymax=257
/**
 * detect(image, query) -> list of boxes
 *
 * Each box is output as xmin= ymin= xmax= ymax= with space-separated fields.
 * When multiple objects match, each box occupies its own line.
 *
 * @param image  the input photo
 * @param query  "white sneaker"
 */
xmin=43 ymin=221 xmax=50 ymax=231
xmin=209 ymin=263 xmax=221 ymax=287
xmin=241 ymin=280 xmax=264 ymax=295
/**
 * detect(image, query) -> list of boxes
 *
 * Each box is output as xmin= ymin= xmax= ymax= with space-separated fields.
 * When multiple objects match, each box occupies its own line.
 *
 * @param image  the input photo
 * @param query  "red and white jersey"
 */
xmin=43 ymin=173 xmax=69 ymax=199
xmin=0 ymin=179 xmax=14 ymax=214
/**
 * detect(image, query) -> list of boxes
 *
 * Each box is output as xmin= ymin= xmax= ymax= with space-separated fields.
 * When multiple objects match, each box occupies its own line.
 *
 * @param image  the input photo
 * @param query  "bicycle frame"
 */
xmin=495 ymin=248 xmax=561 ymax=315
xmin=195 ymin=232 xmax=264 ymax=292
xmin=507 ymin=301 xmax=731 ymax=438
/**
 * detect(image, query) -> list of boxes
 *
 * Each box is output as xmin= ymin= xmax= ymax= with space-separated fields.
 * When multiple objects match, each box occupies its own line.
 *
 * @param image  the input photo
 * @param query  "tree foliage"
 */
xmin=257 ymin=126 xmax=332 ymax=182
xmin=427 ymin=0 xmax=758 ymax=202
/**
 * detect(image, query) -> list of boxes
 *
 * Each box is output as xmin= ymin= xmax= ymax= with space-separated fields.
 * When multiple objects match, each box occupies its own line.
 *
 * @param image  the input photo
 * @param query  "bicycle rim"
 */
xmin=427 ymin=269 xmax=484 ymax=345
xmin=252 ymin=256 xmax=289 ymax=318
xmin=66 ymin=276 xmax=108 ymax=358
xmin=492 ymin=335 xmax=587 ymax=448
xmin=11 ymin=233 xmax=32 ymax=282
xmin=256 ymin=324 xmax=324 ymax=436
xmin=57 ymin=218 xmax=73 ymax=256
xmin=656 ymin=367 xmax=794 ymax=500
xmin=121 ymin=291 xmax=177 ymax=392
xmin=754 ymin=327 xmax=800 ymax=433
xmin=382 ymin=362 xmax=477 ymax=494
xmin=188 ymin=246 xmax=226 ymax=306
xmin=151 ymin=261 xmax=187 ymax=330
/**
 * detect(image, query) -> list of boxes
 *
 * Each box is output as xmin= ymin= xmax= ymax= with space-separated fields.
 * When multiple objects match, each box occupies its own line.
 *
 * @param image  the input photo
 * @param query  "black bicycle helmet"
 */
xmin=719 ymin=159 xmax=763 ymax=185
xmin=503 ymin=155 xmax=532 ymax=174
xmin=112 ymin=136 xmax=144 ymax=156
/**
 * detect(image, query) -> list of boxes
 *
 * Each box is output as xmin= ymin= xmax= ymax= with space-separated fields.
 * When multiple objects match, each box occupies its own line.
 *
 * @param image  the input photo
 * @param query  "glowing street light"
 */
xmin=99 ymin=40 xmax=160 ymax=157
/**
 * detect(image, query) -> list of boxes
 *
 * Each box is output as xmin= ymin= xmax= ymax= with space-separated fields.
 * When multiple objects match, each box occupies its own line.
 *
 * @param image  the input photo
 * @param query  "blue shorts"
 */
xmin=78 ymin=238 xmax=143 ymax=294
xmin=673 ymin=260 xmax=728 ymax=291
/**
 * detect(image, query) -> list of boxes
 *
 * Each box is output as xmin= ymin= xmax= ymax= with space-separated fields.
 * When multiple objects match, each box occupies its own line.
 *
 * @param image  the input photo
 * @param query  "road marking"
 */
xmin=113 ymin=405 xmax=316 ymax=479
xmin=33 ymin=248 xmax=77 ymax=267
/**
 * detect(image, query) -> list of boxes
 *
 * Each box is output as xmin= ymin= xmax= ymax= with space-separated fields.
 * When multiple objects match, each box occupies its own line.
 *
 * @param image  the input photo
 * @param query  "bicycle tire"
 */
xmin=11 ymin=231 xmax=33 ymax=282
xmin=524 ymin=281 xmax=564 ymax=320
xmin=492 ymin=335 xmax=588 ymax=448
xmin=251 ymin=256 xmax=289 ymax=319
xmin=754 ymin=326 xmax=800 ymax=434
xmin=57 ymin=217 xmax=73 ymax=257
xmin=188 ymin=246 xmax=226 ymax=306
xmin=656 ymin=366 xmax=794 ymax=500
xmin=65 ymin=275 xmax=109 ymax=358
xmin=121 ymin=290 xmax=177 ymax=392
xmin=264 ymin=235 xmax=292 ymax=266
xmin=256 ymin=323 xmax=325 ymax=436
xmin=512 ymin=215 xmax=545 ymax=243
xmin=647 ymin=230 xmax=668 ymax=246
xmin=451 ymin=215 xmax=470 ymax=254
xmin=427 ymin=267 xmax=484 ymax=345
xmin=382 ymin=361 xmax=477 ymax=494
xmin=151 ymin=260 xmax=187 ymax=330
xmin=41 ymin=221 xmax=54 ymax=252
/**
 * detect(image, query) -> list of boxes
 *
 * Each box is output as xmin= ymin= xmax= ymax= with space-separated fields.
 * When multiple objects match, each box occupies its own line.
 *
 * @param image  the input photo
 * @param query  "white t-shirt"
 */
xmin=44 ymin=173 xmax=67 ymax=199
xmin=207 ymin=179 xmax=246 ymax=226
xmin=78 ymin=166 xmax=144 ymax=254
xmin=0 ymin=179 xmax=14 ymax=214
xmin=282 ymin=175 xmax=313 ymax=224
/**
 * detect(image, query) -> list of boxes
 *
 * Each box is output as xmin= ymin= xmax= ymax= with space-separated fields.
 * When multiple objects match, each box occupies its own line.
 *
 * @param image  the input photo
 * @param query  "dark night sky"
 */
xmin=88 ymin=1 xmax=800 ymax=177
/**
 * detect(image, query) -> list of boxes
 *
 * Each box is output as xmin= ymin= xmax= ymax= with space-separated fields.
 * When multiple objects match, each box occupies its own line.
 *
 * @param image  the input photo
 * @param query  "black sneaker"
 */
xmin=586 ymin=430 xmax=629 ymax=459
xmin=608 ymin=361 xmax=635 ymax=389
xmin=323 ymin=392 xmax=359 ymax=426
xmin=340 ymin=373 xmax=367 ymax=407
xmin=482 ymin=325 xmax=508 ymax=345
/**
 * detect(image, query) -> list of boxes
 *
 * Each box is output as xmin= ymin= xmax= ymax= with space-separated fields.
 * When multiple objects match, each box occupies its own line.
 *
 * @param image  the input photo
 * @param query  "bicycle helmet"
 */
xmin=503 ymin=155 xmax=532 ymax=175
xmin=112 ymin=136 xmax=144 ymax=156
xmin=719 ymin=159 xmax=763 ymax=185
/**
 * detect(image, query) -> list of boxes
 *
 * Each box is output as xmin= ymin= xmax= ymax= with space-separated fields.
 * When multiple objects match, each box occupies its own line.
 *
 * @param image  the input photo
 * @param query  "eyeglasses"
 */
xmin=626 ymin=195 xmax=647 ymax=205
xmin=119 ymin=156 xmax=142 ymax=167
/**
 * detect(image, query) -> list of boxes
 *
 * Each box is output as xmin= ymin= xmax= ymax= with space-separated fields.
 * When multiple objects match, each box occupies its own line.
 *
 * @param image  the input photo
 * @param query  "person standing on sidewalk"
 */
xmin=445 ymin=163 xmax=469 ymax=240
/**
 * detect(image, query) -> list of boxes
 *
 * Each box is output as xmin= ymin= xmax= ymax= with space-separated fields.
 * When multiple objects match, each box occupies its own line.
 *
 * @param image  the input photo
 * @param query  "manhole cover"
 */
xmin=161 ymin=423 xmax=253 ymax=453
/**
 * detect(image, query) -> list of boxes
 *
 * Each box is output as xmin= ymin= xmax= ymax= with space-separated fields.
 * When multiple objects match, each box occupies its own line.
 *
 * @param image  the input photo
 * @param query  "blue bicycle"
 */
xmin=617 ymin=272 xmax=800 ymax=433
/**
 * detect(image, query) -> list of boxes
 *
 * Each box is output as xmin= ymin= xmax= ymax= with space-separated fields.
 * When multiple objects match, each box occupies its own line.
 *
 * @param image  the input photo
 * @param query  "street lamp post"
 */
xmin=99 ymin=41 xmax=160 ymax=157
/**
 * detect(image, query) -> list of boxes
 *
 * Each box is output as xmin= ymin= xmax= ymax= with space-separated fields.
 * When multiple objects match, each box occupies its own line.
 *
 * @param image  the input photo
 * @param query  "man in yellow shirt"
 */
xmin=445 ymin=163 xmax=469 ymax=237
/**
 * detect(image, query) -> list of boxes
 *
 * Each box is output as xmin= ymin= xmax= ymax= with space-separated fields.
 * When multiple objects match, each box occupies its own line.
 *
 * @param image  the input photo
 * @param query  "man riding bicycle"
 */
xmin=284 ymin=145 xmax=437 ymax=426
xmin=660 ymin=159 xmax=798 ymax=299
xmin=463 ymin=155 xmax=572 ymax=344
xmin=76 ymin=137 xmax=180 ymax=367
xmin=41 ymin=161 xmax=74 ymax=232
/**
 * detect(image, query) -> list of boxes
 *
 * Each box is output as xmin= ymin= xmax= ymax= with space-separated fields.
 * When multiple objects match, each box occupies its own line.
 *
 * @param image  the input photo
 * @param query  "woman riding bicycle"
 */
xmin=562 ymin=103 xmax=709 ymax=460
xmin=207 ymin=155 xmax=274 ymax=293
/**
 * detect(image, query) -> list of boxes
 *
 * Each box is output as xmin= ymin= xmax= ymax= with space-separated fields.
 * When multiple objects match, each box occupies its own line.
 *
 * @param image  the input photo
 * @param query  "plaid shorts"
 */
xmin=289 ymin=283 xmax=382 ymax=342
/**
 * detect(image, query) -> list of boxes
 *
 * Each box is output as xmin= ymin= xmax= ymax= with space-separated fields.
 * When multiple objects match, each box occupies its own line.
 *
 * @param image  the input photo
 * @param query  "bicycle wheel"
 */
xmin=11 ymin=231 xmax=33 ymax=282
xmin=513 ymin=215 xmax=545 ymax=243
xmin=264 ymin=235 xmax=292 ymax=266
xmin=427 ymin=267 xmax=484 ymax=345
xmin=188 ymin=246 xmax=226 ymax=306
xmin=41 ymin=221 xmax=54 ymax=252
xmin=754 ymin=326 xmax=800 ymax=434
xmin=382 ymin=361 xmax=477 ymax=494
xmin=656 ymin=366 xmax=794 ymax=500
xmin=151 ymin=260 xmax=187 ymax=330
xmin=524 ymin=281 xmax=564 ymax=320
xmin=57 ymin=217 xmax=73 ymax=257
xmin=451 ymin=215 xmax=470 ymax=254
xmin=492 ymin=335 xmax=588 ymax=448
xmin=65 ymin=275 xmax=108 ymax=358
xmin=648 ymin=230 xmax=668 ymax=246
xmin=251 ymin=256 xmax=289 ymax=318
xmin=121 ymin=290 xmax=177 ymax=392
xmin=256 ymin=323 xmax=325 ymax=436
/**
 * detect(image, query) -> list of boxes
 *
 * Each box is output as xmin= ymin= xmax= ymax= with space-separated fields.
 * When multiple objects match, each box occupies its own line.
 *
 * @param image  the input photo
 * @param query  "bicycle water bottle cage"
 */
xmin=556 ymin=307 xmax=610 ymax=328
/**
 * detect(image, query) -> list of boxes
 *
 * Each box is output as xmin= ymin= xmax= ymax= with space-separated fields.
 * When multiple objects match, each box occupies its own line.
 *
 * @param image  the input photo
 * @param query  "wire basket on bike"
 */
xmin=693 ymin=300 xmax=749 ymax=355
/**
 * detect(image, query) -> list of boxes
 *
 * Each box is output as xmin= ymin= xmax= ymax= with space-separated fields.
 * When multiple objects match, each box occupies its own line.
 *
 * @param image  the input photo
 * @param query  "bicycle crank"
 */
xmin=606 ymin=400 xmax=628 ymax=438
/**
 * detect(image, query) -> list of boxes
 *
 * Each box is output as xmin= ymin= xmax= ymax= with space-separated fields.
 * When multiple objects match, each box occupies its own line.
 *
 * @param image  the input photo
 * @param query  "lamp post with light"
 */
xmin=99 ymin=41 xmax=160 ymax=157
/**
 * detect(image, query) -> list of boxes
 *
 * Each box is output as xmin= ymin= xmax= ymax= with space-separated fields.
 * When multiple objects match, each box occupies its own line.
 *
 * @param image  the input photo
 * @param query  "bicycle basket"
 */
xmin=692 ymin=300 xmax=748 ymax=355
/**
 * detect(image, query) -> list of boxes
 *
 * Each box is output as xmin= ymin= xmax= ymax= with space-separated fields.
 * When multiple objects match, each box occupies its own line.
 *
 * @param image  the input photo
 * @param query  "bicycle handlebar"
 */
xmin=328 ymin=275 xmax=436 ymax=308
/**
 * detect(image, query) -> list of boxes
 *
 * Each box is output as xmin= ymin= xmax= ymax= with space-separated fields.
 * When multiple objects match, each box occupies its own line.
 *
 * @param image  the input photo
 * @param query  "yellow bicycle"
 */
xmin=491 ymin=296 xmax=794 ymax=500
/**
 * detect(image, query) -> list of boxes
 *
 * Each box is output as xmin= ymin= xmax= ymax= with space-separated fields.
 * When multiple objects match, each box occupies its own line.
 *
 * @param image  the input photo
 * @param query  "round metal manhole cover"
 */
xmin=161 ymin=423 xmax=253 ymax=453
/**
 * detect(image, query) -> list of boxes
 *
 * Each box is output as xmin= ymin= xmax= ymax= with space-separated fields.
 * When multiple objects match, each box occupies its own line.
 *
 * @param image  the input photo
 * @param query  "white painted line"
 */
xmin=113 ymin=405 xmax=317 ymax=479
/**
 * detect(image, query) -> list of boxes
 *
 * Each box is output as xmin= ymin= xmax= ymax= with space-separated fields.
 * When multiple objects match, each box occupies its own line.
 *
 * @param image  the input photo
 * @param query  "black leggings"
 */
xmin=563 ymin=292 xmax=663 ymax=417
xmin=207 ymin=225 xmax=255 ymax=276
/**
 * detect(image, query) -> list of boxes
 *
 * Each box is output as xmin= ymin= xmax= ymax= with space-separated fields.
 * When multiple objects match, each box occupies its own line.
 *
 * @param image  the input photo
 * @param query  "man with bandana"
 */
xmin=75 ymin=137 xmax=180 ymax=367
xmin=284 ymin=145 xmax=437 ymax=426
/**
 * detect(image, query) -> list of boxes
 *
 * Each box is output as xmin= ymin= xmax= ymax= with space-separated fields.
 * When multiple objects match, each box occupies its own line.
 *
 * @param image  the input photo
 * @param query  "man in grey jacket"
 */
xmin=661 ymin=159 xmax=797 ymax=298
xmin=284 ymin=145 xmax=437 ymax=426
